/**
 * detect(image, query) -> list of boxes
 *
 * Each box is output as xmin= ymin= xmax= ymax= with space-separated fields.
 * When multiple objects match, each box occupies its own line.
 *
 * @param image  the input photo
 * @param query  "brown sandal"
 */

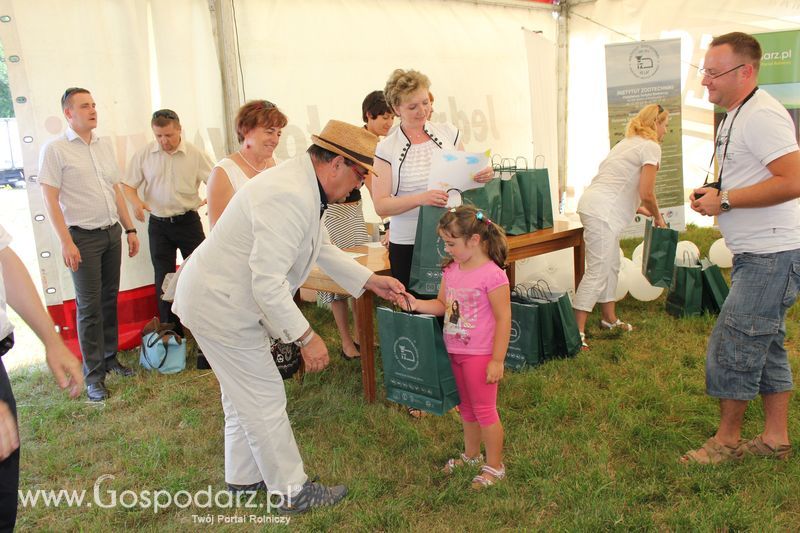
xmin=739 ymin=435 xmax=792 ymax=460
xmin=680 ymin=437 xmax=743 ymax=465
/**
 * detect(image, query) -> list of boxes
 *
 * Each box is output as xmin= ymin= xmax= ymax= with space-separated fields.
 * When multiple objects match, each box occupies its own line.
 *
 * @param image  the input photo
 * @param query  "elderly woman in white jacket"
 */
xmin=573 ymin=104 xmax=669 ymax=349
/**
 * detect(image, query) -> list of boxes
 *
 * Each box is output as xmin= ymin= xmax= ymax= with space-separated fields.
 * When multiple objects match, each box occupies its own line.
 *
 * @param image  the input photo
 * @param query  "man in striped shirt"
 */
xmin=39 ymin=87 xmax=140 ymax=402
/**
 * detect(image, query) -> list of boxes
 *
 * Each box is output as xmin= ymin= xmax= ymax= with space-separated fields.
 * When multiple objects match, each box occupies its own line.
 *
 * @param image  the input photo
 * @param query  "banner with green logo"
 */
xmin=604 ymin=39 xmax=684 ymax=236
xmin=754 ymin=31 xmax=800 ymax=136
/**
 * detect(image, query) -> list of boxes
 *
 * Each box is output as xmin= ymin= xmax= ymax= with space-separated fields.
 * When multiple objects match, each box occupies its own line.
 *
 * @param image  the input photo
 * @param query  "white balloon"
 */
xmin=675 ymin=241 xmax=701 ymax=266
xmin=615 ymin=258 xmax=635 ymax=301
xmin=709 ymin=238 xmax=733 ymax=268
xmin=632 ymin=241 xmax=645 ymax=265
xmin=628 ymin=269 xmax=664 ymax=301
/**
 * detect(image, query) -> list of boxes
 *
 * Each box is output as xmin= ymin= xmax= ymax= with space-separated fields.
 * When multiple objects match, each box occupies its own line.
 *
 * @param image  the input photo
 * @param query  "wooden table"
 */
xmin=301 ymin=219 xmax=584 ymax=403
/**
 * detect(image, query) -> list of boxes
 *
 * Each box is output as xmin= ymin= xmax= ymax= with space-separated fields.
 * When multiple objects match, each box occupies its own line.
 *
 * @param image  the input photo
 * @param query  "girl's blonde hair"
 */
xmin=438 ymin=205 xmax=508 ymax=269
xmin=626 ymin=103 xmax=669 ymax=142
xmin=384 ymin=69 xmax=431 ymax=111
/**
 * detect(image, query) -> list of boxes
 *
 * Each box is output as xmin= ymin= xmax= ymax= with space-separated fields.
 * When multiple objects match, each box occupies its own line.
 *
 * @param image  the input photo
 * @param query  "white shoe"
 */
xmin=600 ymin=319 xmax=633 ymax=331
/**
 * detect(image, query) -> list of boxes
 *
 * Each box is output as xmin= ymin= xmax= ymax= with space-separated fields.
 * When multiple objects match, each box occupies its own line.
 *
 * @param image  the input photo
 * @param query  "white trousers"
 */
xmin=193 ymin=331 xmax=307 ymax=495
xmin=573 ymin=213 xmax=621 ymax=312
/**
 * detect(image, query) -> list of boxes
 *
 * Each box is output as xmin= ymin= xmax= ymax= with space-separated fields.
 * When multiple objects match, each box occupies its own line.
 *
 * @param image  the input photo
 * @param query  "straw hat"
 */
xmin=311 ymin=120 xmax=378 ymax=174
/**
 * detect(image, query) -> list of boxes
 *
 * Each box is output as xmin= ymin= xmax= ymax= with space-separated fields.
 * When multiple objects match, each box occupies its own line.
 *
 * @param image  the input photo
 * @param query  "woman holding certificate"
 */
xmin=372 ymin=69 xmax=494 ymax=290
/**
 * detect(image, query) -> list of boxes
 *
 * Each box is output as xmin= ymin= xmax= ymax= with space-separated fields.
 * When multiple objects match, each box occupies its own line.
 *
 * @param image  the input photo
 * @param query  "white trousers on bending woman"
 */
xmin=572 ymin=213 xmax=621 ymax=312
xmin=192 ymin=331 xmax=307 ymax=495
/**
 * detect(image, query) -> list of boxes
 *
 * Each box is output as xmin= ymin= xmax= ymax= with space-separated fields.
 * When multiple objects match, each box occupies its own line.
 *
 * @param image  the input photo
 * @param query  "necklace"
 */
xmin=238 ymin=149 xmax=268 ymax=173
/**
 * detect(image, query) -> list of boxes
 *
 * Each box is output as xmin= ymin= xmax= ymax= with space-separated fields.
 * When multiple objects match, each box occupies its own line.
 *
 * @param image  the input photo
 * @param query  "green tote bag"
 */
xmin=642 ymin=218 xmax=679 ymax=288
xmin=377 ymin=306 xmax=460 ymax=415
xmin=700 ymin=257 xmax=729 ymax=314
xmin=408 ymin=206 xmax=447 ymax=296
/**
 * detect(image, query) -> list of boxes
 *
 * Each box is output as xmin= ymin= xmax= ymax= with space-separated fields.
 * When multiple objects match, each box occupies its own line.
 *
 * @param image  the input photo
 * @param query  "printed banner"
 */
xmin=604 ymin=38 xmax=684 ymax=236
xmin=754 ymin=30 xmax=800 ymax=137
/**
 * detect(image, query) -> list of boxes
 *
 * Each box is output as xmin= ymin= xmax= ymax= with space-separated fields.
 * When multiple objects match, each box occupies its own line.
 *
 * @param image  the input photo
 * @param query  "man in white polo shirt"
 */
xmin=122 ymin=109 xmax=212 ymax=333
xmin=39 ymin=87 xmax=140 ymax=402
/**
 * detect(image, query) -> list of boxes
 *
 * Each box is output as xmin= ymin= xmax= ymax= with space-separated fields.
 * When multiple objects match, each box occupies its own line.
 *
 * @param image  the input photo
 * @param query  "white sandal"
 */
xmin=580 ymin=332 xmax=589 ymax=350
xmin=600 ymin=319 xmax=633 ymax=331
xmin=443 ymin=452 xmax=483 ymax=474
xmin=471 ymin=464 xmax=506 ymax=489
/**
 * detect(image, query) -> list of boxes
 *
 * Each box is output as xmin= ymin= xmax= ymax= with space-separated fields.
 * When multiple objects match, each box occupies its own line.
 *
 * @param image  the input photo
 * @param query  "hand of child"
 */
xmin=486 ymin=360 xmax=504 ymax=383
xmin=395 ymin=292 xmax=417 ymax=312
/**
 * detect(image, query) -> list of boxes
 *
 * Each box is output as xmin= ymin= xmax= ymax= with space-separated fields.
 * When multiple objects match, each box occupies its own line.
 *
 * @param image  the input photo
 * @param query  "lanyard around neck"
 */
xmin=708 ymin=86 xmax=758 ymax=189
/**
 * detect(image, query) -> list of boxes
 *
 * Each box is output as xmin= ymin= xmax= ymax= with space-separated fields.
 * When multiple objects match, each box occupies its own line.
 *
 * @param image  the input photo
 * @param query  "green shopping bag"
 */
xmin=409 ymin=206 xmax=447 ymax=296
xmin=376 ymin=306 xmax=460 ymax=415
xmin=665 ymin=260 xmax=703 ymax=318
xmin=642 ymin=218 xmax=678 ymax=288
xmin=506 ymin=298 xmax=541 ymax=371
xmin=700 ymin=257 xmax=729 ymax=314
xmin=513 ymin=283 xmax=557 ymax=360
xmin=516 ymin=161 xmax=554 ymax=231
xmin=462 ymin=178 xmax=502 ymax=223
xmin=499 ymin=174 xmax=528 ymax=235
xmin=534 ymin=281 xmax=581 ymax=358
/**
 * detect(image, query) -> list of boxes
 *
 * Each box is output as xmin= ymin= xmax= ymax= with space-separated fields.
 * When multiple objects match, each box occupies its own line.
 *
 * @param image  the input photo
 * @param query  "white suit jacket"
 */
xmin=173 ymin=154 xmax=373 ymax=347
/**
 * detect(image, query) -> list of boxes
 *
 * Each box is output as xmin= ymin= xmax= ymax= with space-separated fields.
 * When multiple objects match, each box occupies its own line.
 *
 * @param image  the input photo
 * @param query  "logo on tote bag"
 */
xmin=393 ymin=337 xmax=420 ymax=371
xmin=509 ymin=319 xmax=521 ymax=344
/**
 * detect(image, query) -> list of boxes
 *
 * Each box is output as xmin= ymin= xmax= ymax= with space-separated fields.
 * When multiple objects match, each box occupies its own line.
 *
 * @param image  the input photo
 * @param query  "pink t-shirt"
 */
xmin=442 ymin=261 xmax=509 ymax=355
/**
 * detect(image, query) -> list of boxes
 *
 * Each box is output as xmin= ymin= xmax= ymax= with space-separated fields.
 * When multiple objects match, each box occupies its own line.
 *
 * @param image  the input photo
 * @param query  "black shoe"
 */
xmin=196 ymin=353 xmax=212 ymax=370
xmin=227 ymin=481 xmax=266 ymax=493
xmin=87 ymin=382 xmax=109 ymax=402
xmin=278 ymin=479 xmax=347 ymax=514
xmin=106 ymin=359 xmax=134 ymax=377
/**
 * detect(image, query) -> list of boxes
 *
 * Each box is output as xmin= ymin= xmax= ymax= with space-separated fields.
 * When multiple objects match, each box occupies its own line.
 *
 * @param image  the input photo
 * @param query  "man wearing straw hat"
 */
xmin=172 ymin=120 xmax=404 ymax=513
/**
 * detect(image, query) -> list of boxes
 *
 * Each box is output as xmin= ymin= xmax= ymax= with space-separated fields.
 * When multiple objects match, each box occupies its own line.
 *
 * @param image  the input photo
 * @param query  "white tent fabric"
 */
xmin=233 ymin=0 xmax=557 ymax=222
xmin=566 ymin=0 xmax=800 ymax=207
xmin=0 ymin=0 xmax=799 ymax=301
xmin=0 ymin=0 xmax=223 ymax=300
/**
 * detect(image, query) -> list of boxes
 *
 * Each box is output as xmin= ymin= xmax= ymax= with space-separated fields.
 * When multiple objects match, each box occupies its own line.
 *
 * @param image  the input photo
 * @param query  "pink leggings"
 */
xmin=450 ymin=353 xmax=499 ymax=427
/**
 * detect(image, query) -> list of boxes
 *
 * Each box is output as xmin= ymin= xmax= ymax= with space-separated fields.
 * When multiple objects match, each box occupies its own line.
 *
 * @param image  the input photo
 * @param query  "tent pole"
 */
xmin=209 ymin=0 xmax=241 ymax=155
xmin=556 ymin=1 xmax=569 ymax=210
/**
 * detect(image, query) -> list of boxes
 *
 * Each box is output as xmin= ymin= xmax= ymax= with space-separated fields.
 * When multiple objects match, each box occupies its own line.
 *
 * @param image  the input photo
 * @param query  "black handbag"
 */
xmin=270 ymin=339 xmax=302 ymax=380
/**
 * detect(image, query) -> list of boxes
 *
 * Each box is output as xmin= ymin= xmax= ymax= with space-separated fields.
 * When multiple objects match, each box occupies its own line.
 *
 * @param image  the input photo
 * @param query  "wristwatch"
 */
xmin=720 ymin=191 xmax=732 ymax=212
xmin=125 ymin=228 xmax=138 ymax=234
xmin=293 ymin=330 xmax=315 ymax=348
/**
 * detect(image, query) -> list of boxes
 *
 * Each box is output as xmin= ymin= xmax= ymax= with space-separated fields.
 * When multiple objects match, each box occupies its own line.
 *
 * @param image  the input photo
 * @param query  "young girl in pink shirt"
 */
xmin=398 ymin=205 xmax=511 ymax=488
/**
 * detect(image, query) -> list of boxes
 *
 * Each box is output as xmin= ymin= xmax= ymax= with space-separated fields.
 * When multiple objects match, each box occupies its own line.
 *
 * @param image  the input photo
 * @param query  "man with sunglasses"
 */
xmin=122 ymin=109 xmax=213 ymax=333
xmin=39 ymin=88 xmax=140 ymax=402
xmin=684 ymin=32 xmax=800 ymax=464
xmin=172 ymin=120 xmax=404 ymax=513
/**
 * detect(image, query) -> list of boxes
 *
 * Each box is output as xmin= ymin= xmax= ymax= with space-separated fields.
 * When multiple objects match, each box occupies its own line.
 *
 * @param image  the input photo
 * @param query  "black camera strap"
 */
xmin=705 ymin=86 xmax=759 ymax=190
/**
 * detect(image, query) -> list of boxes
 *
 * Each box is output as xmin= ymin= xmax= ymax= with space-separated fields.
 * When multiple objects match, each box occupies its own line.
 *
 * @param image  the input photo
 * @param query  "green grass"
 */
xmin=11 ymin=225 xmax=800 ymax=530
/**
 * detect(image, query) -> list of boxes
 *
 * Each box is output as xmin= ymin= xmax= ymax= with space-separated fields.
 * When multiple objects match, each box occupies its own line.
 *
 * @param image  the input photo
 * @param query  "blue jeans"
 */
xmin=706 ymin=249 xmax=800 ymax=400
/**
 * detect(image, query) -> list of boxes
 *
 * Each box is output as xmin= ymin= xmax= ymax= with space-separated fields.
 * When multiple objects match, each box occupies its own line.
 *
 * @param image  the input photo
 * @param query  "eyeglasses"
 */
xmin=152 ymin=109 xmax=178 ymax=120
xmin=699 ymin=64 xmax=745 ymax=80
xmin=344 ymin=160 xmax=368 ymax=184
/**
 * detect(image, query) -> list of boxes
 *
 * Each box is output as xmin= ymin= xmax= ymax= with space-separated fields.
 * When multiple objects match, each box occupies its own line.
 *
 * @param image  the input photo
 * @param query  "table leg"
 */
xmin=355 ymin=291 xmax=376 ymax=403
xmin=507 ymin=261 xmax=516 ymax=287
xmin=573 ymin=237 xmax=585 ymax=288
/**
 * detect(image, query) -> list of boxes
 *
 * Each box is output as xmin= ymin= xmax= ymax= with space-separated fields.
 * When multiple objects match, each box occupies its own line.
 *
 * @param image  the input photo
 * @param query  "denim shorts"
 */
xmin=706 ymin=249 xmax=800 ymax=400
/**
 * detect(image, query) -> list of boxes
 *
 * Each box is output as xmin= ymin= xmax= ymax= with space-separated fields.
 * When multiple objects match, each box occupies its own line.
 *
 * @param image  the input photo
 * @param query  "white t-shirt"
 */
xmin=386 ymin=141 xmax=435 ymax=244
xmin=577 ymin=136 xmax=661 ymax=231
xmin=0 ymin=224 xmax=13 ymax=340
xmin=715 ymin=89 xmax=800 ymax=254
